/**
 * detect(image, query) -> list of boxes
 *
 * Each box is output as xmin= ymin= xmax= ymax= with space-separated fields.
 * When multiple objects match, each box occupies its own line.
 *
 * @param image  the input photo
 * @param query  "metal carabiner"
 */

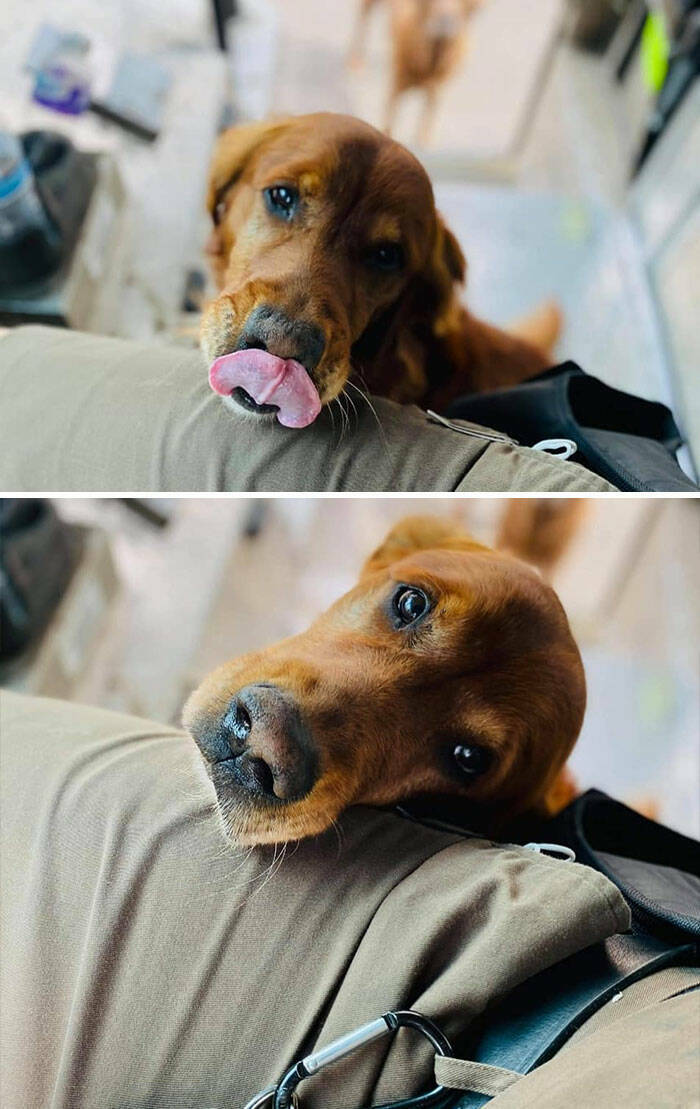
xmin=262 ymin=1009 xmax=452 ymax=1109
xmin=241 ymin=1084 xmax=278 ymax=1109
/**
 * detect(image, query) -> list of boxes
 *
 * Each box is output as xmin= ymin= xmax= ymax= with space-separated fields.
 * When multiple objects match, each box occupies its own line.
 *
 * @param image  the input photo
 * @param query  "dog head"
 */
xmin=183 ymin=516 xmax=585 ymax=845
xmin=201 ymin=113 xmax=465 ymax=424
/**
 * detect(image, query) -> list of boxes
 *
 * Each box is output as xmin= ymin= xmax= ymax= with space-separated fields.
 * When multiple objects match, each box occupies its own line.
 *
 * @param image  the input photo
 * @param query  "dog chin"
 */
xmin=210 ymin=784 xmax=340 ymax=846
xmin=219 ymin=807 xmax=334 ymax=847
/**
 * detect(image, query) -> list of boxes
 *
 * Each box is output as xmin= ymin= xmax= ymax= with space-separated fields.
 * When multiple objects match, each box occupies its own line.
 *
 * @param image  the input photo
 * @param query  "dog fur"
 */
xmin=202 ymin=112 xmax=560 ymax=422
xmin=184 ymin=516 xmax=585 ymax=846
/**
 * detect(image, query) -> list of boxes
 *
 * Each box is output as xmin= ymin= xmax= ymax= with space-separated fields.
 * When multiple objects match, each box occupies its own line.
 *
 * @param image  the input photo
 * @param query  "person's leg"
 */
xmin=0 ymin=692 xmax=460 ymax=1109
xmin=0 ymin=693 xmax=219 ymax=1109
xmin=0 ymin=327 xmax=615 ymax=492
xmin=1 ymin=691 xmax=631 ymax=1109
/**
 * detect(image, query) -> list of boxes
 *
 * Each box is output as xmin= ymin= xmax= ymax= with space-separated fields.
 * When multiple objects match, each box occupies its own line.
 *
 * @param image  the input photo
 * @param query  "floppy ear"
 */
xmin=206 ymin=118 xmax=289 ymax=216
xmin=352 ymin=214 xmax=466 ymax=403
xmin=360 ymin=515 xmax=487 ymax=577
xmin=422 ymin=213 xmax=467 ymax=338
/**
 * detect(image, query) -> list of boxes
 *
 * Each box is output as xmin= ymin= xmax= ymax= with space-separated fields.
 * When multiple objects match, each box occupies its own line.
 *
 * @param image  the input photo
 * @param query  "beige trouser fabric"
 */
xmin=0 ymin=691 xmax=628 ymax=1109
xmin=0 ymin=326 xmax=615 ymax=492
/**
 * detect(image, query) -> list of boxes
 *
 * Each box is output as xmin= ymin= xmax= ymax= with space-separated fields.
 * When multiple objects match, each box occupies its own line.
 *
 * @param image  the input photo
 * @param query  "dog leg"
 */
xmin=508 ymin=299 xmax=563 ymax=362
xmin=348 ymin=0 xmax=381 ymax=68
xmin=384 ymin=85 xmax=401 ymax=135
xmin=417 ymin=83 xmax=439 ymax=147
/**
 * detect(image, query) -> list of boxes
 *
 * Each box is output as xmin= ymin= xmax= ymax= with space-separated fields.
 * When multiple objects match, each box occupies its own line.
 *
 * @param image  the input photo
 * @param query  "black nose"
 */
xmin=214 ymin=684 xmax=317 ymax=802
xmin=237 ymin=305 xmax=326 ymax=373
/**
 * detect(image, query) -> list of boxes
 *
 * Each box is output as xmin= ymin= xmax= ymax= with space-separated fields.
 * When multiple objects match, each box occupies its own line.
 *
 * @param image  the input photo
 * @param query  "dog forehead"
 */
xmin=333 ymin=135 xmax=435 ymax=226
xmin=250 ymin=119 xmax=435 ymax=234
xmin=251 ymin=123 xmax=341 ymax=180
xmin=386 ymin=547 xmax=544 ymax=615
xmin=388 ymin=547 xmax=483 ymax=591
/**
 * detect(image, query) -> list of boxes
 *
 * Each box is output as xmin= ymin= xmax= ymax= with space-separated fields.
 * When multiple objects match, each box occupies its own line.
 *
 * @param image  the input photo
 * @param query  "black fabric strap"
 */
xmin=450 ymin=933 xmax=695 ymax=1108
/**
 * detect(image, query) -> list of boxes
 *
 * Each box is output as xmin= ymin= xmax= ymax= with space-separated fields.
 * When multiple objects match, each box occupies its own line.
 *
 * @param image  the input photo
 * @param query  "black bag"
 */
xmin=531 ymin=789 xmax=700 ymax=943
xmin=446 ymin=362 xmax=698 ymax=492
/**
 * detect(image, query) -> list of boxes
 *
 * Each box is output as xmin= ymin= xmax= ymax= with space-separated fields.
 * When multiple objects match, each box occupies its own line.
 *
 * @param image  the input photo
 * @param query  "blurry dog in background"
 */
xmin=350 ymin=0 xmax=486 ymax=145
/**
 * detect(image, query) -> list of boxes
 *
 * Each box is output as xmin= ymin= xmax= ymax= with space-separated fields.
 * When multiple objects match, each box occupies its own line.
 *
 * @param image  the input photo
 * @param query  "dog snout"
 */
xmin=216 ymin=683 xmax=317 ymax=802
xmin=237 ymin=305 xmax=326 ymax=373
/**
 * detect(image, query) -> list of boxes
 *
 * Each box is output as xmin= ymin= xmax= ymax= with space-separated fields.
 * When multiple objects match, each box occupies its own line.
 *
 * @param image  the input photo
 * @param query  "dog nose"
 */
xmin=237 ymin=305 xmax=326 ymax=372
xmin=220 ymin=684 xmax=317 ymax=801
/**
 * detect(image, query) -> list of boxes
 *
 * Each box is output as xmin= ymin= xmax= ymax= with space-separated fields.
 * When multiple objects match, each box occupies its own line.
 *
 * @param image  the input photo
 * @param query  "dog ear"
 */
xmin=360 ymin=515 xmax=487 ymax=577
xmin=351 ymin=214 xmax=467 ymax=403
xmin=421 ymin=213 xmax=467 ymax=338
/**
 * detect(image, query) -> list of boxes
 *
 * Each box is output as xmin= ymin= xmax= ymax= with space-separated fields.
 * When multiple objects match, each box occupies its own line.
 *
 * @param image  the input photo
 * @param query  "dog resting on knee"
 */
xmin=184 ymin=516 xmax=585 ymax=846
xmin=202 ymin=112 xmax=561 ymax=429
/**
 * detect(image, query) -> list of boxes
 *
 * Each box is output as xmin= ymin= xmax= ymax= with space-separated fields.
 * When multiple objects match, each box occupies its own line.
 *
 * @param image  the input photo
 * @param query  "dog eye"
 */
xmin=365 ymin=241 xmax=404 ymax=273
xmin=453 ymin=744 xmax=492 ymax=777
xmin=392 ymin=585 xmax=430 ymax=626
xmin=264 ymin=185 xmax=299 ymax=221
xmin=213 ymin=200 xmax=227 ymax=226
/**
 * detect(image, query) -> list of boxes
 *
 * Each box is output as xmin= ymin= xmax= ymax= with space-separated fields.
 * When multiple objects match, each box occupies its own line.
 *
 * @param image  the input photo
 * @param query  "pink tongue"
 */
xmin=209 ymin=348 xmax=322 ymax=429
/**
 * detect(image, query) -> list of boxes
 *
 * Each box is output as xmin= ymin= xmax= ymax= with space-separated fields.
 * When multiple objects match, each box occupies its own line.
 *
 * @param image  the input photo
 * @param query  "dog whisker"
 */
xmin=242 ymin=841 xmax=289 ymax=905
xmin=340 ymin=394 xmax=351 ymax=439
xmin=341 ymin=385 xmax=360 ymax=430
xmin=346 ymin=377 xmax=393 ymax=465
xmin=331 ymin=395 xmax=349 ymax=445
xmin=329 ymin=817 xmax=345 ymax=860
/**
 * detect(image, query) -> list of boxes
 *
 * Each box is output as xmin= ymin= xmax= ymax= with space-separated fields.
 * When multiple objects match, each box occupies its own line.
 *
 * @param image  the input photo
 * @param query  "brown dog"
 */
xmin=351 ymin=0 xmax=485 ymax=144
xmin=202 ymin=112 xmax=559 ymax=427
xmin=183 ymin=516 xmax=585 ymax=846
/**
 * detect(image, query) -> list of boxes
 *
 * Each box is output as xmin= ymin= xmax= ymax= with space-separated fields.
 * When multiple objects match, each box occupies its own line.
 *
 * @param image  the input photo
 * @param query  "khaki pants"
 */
xmin=0 ymin=326 xmax=615 ymax=493
xmin=4 ymin=693 xmax=698 ymax=1108
xmin=0 ymin=691 xmax=643 ymax=1109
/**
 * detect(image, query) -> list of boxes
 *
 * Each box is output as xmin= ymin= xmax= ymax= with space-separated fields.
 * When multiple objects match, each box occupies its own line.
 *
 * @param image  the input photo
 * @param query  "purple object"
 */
xmin=32 ymin=35 xmax=91 ymax=116
xmin=34 ymin=63 xmax=90 ymax=115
